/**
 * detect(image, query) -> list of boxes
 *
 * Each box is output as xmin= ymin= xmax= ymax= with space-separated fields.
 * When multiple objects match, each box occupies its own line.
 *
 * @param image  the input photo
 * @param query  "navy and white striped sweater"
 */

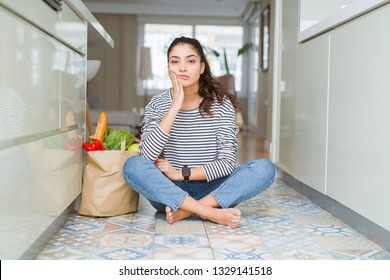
xmin=140 ymin=89 xmax=238 ymax=182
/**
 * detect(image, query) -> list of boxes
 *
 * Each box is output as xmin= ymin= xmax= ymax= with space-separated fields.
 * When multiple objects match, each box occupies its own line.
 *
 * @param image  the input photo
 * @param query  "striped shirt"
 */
xmin=140 ymin=89 xmax=238 ymax=182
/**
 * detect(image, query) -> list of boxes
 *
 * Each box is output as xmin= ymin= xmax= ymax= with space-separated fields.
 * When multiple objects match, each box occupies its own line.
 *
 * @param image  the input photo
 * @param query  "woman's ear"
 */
xmin=200 ymin=62 xmax=205 ymax=74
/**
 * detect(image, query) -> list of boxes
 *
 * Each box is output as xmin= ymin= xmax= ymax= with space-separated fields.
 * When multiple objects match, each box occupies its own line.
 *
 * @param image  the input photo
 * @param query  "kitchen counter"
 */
xmin=298 ymin=0 xmax=390 ymax=42
xmin=65 ymin=0 xmax=114 ymax=48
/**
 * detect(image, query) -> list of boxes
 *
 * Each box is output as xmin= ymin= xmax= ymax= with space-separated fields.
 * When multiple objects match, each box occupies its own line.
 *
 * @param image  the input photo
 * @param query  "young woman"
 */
xmin=123 ymin=37 xmax=275 ymax=228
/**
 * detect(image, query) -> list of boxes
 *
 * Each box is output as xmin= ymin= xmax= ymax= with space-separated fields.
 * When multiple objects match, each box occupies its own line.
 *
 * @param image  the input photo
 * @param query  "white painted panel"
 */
xmin=0 ymin=0 xmax=87 ymax=53
xmin=60 ymin=47 xmax=86 ymax=127
xmin=294 ymin=34 xmax=330 ymax=193
xmin=0 ymin=0 xmax=59 ymax=32
xmin=0 ymin=128 xmax=83 ymax=259
xmin=28 ymin=129 xmax=84 ymax=216
xmin=328 ymin=4 xmax=390 ymax=230
xmin=0 ymin=7 xmax=61 ymax=137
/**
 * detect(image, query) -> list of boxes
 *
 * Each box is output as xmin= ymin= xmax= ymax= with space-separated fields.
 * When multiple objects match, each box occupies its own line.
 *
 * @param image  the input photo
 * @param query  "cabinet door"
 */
xmin=294 ymin=34 xmax=330 ymax=194
xmin=327 ymin=5 xmax=390 ymax=231
xmin=0 ymin=7 xmax=61 ymax=137
xmin=60 ymin=47 xmax=86 ymax=128
xmin=0 ymin=127 xmax=84 ymax=259
xmin=0 ymin=0 xmax=87 ymax=54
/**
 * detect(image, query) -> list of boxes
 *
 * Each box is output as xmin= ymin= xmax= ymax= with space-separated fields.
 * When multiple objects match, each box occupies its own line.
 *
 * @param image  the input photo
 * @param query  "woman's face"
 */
xmin=168 ymin=43 xmax=205 ymax=90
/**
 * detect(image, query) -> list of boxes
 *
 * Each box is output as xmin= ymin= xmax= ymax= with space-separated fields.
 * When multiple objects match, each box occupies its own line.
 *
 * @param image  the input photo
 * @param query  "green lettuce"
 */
xmin=102 ymin=127 xmax=134 ymax=150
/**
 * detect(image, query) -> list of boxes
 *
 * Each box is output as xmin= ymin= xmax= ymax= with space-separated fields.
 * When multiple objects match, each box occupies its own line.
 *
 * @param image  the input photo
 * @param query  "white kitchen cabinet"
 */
xmin=0 ymin=0 xmax=87 ymax=53
xmin=0 ymin=0 xmax=86 ymax=259
xmin=327 ymin=4 xmax=390 ymax=231
xmin=294 ymin=33 xmax=330 ymax=194
xmin=279 ymin=1 xmax=390 ymax=238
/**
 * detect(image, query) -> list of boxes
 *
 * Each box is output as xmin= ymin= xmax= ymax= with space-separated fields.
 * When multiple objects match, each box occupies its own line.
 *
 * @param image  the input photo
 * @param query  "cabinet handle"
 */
xmin=43 ymin=0 xmax=63 ymax=12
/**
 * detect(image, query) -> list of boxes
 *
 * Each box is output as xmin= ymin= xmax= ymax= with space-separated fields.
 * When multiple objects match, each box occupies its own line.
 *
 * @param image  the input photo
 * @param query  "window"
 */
xmin=142 ymin=23 xmax=244 ymax=95
xmin=144 ymin=24 xmax=192 ymax=91
xmin=195 ymin=25 xmax=244 ymax=91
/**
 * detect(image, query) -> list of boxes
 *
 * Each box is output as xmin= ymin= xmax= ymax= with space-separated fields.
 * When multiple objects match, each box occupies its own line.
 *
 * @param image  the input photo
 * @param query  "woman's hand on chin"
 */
xmin=168 ymin=71 xmax=184 ymax=111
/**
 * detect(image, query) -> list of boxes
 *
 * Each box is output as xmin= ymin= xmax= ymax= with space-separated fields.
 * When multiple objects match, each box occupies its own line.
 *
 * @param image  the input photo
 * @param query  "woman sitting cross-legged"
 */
xmin=123 ymin=36 xmax=276 ymax=228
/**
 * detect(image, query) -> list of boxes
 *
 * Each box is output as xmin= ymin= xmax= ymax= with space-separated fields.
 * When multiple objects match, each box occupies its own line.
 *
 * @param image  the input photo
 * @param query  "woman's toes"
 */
xmin=165 ymin=206 xmax=174 ymax=224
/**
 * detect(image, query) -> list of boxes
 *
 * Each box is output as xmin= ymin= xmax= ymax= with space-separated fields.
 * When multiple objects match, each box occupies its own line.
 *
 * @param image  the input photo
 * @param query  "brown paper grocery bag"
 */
xmin=78 ymin=141 xmax=139 ymax=217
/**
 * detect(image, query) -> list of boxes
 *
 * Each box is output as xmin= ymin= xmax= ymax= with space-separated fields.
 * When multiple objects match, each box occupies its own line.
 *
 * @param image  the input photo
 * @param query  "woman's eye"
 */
xmin=170 ymin=60 xmax=179 ymax=64
xmin=188 ymin=60 xmax=196 ymax=64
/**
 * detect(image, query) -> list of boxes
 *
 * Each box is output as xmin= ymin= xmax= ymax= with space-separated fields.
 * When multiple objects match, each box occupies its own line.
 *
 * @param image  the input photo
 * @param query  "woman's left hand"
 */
xmin=155 ymin=158 xmax=180 ymax=180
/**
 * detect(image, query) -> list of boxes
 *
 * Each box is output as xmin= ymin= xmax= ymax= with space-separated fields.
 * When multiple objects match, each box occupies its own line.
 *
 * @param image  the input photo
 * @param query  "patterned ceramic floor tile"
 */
xmin=213 ymin=248 xmax=275 ymax=260
xmin=253 ymin=222 xmax=308 ymax=237
xmin=208 ymin=234 xmax=274 ymax=260
xmin=289 ymin=212 xmax=345 ymax=226
xmin=35 ymin=245 xmax=94 ymax=260
xmin=204 ymin=215 xmax=257 ymax=236
xmin=327 ymin=249 xmax=390 ymax=260
xmin=274 ymin=198 xmax=325 ymax=216
xmin=246 ymin=213 xmax=295 ymax=229
xmin=209 ymin=235 xmax=274 ymax=260
xmin=312 ymin=235 xmax=382 ymax=250
xmin=67 ymin=212 xmax=109 ymax=223
xmin=239 ymin=205 xmax=285 ymax=217
xmin=270 ymin=246 xmax=333 ymax=260
xmin=61 ymin=218 xmax=107 ymax=234
xmin=204 ymin=221 xmax=258 ymax=235
xmin=104 ymin=215 xmax=155 ymax=235
xmin=238 ymin=196 xmax=273 ymax=207
xmin=109 ymin=212 xmax=155 ymax=223
xmin=153 ymin=247 xmax=214 ymax=260
xmin=90 ymin=246 xmax=153 ymax=260
xmin=33 ymin=181 xmax=390 ymax=260
xmin=155 ymin=219 xmax=205 ymax=235
xmin=98 ymin=233 xmax=154 ymax=247
xmin=261 ymin=186 xmax=299 ymax=197
xmin=208 ymin=234 xmax=265 ymax=250
xmin=154 ymin=234 xmax=209 ymax=248
xmin=260 ymin=233 xmax=320 ymax=250
xmin=46 ymin=231 xmax=102 ymax=247
xmin=304 ymin=224 xmax=356 ymax=237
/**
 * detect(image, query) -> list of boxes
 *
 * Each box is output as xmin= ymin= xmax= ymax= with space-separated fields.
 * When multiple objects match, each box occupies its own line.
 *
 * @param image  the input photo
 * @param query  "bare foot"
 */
xmin=165 ymin=206 xmax=174 ymax=224
xmin=207 ymin=208 xmax=241 ymax=228
xmin=165 ymin=205 xmax=241 ymax=228
xmin=165 ymin=206 xmax=194 ymax=224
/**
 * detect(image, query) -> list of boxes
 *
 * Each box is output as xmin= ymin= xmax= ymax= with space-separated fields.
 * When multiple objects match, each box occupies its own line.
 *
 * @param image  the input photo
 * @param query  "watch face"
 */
xmin=182 ymin=165 xmax=190 ymax=179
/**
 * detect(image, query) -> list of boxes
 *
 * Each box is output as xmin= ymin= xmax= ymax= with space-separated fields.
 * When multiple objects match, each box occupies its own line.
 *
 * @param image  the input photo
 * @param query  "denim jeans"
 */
xmin=123 ymin=156 xmax=276 ymax=212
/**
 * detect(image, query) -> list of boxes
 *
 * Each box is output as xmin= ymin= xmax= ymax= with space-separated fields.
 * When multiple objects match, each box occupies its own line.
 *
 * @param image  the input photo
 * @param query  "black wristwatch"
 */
xmin=182 ymin=165 xmax=191 ymax=181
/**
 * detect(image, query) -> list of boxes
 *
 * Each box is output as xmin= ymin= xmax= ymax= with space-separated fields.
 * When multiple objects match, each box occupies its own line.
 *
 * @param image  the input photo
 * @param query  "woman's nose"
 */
xmin=179 ymin=61 xmax=187 ymax=72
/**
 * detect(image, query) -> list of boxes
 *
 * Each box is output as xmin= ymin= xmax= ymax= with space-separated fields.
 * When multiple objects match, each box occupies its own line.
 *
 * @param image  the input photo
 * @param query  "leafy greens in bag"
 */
xmin=102 ymin=127 xmax=134 ymax=150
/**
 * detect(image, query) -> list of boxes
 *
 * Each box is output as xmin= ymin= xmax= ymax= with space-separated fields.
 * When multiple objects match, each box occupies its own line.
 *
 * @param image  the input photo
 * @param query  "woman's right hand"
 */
xmin=158 ymin=71 xmax=184 ymax=134
xmin=168 ymin=71 xmax=184 ymax=111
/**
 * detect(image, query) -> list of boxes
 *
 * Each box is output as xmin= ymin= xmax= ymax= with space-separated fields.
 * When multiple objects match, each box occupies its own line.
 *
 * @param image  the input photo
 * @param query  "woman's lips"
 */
xmin=178 ymin=74 xmax=190 ymax=79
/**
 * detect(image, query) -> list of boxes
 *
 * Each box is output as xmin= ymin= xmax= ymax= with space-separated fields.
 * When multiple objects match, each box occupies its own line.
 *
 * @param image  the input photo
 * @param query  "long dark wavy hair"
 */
xmin=167 ymin=36 xmax=239 ymax=116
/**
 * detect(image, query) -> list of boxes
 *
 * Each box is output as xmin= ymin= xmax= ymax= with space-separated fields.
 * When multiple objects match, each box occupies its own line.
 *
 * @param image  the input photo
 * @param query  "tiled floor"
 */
xmin=35 ymin=179 xmax=390 ymax=260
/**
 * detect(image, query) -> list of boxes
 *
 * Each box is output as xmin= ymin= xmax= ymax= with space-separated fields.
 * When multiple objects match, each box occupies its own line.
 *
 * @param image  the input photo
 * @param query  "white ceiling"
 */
xmin=81 ymin=0 xmax=260 ymax=18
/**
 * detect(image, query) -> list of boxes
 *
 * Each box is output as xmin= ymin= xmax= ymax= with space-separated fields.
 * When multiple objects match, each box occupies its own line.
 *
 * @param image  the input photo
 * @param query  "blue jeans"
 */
xmin=123 ymin=156 xmax=276 ymax=212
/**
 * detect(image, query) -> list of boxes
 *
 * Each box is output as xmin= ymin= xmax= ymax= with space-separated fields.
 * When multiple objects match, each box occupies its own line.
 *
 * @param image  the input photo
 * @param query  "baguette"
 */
xmin=94 ymin=111 xmax=107 ymax=142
